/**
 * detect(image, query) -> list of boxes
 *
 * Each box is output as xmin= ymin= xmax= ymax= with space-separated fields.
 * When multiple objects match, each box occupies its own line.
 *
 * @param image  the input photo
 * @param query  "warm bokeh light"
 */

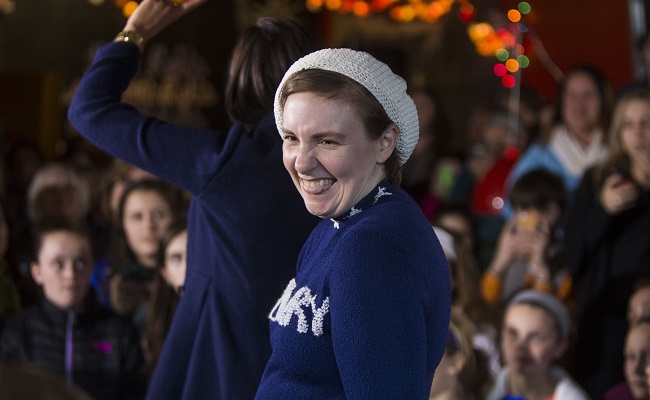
xmin=494 ymin=63 xmax=507 ymax=77
xmin=458 ymin=2 xmax=474 ymax=22
xmin=505 ymin=58 xmax=519 ymax=72
xmin=122 ymin=1 xmax=138 ymax=17
xmin=353 ymin=0 xmax=370 ymax=16
xmin=307 ymin=0 xmax=454 ymax=23
xmin=507 ymin=9 xmax=521 ymax=22
xmin=114 ymin=0 xmax=129 ymax=7
xmin=502 ymin=74 xmax=516 ymax=88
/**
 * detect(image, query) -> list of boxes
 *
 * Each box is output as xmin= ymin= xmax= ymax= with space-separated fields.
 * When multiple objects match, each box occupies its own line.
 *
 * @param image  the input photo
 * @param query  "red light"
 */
xmin=493 ymin=63 xmax=507 ymax=77
xmin=502 ymin=74 xmax=516 ymax=88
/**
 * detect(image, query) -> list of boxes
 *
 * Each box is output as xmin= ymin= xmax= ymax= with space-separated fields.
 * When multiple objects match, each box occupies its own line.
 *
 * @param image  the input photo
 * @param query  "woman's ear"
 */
xmin=30 ymin=262 xmax=43 ymax=285
xmin=377 ymin=124 xmax=398 ymax=164
xmin=446 ymin=352 xmax=467 ymax=377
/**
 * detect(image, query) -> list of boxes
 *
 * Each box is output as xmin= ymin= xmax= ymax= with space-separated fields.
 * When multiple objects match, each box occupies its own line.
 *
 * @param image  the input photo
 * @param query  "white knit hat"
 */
xmin=274 ymin=48 xmax=419 ymax=166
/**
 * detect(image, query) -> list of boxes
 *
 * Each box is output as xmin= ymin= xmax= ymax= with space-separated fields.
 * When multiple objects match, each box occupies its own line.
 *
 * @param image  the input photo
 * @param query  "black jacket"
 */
xmin=0 ymin=293 xmax=145 ymax=400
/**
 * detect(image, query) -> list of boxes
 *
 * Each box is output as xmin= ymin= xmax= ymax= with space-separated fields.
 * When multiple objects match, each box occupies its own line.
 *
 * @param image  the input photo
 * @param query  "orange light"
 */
xmin=506 ymin=59 xmax=519 ymax=72
xmin=122 ymin=1 xmax=138 ymax=17
xmin=508 ymin=9 xmax=521 ymax=22
xmin=353 ymin=1 xmax=370 ymax=16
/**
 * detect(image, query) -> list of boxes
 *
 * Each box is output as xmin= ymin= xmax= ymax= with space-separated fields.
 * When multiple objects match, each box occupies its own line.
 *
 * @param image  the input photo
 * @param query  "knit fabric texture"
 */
xmin=274 ymin=48 xmax=419 ymax=165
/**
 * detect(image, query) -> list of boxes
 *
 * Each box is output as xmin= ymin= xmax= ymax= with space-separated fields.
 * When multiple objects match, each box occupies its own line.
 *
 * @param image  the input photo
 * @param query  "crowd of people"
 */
xmin=1 ymin=0 xmax=650 ymax=399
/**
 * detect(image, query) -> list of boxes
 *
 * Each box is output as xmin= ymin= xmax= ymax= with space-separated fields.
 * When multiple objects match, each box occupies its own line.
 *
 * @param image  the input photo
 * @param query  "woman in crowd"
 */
xmin=505 ymin=65 xmax=613 ymax=216
xmin=101 ymin=179 xmax=185 ymax=329
xmin=486 ymin=290 xmax=590 ymax=400
xmin=67 ymin=0 xmax=319 ymax=398
xmin=255 ymin=48 xmax=451 ymax=398
xmin=603 ymin=317 xmax=650 ymax=400
xmin=564 ymin=88 xmax=650 ymax=398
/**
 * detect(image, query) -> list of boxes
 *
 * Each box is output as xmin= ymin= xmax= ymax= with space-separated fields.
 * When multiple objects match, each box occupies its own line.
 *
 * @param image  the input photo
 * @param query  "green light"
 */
xmin=517 ymin=55 xmax=530 ymax=68
xmin=496 ymin=48 xmax=509 ymax=62
xmin=518 ymin=2 xmax=531 ymax=14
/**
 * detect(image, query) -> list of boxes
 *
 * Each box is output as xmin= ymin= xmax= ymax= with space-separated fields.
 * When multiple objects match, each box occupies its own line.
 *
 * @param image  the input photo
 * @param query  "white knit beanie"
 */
xmin=274 ymin=48 xmax=419 ymax=166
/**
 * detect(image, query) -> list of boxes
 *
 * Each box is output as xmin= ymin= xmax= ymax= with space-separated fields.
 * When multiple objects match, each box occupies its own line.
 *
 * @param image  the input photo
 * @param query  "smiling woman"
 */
xmin=254 ymin=48 xmax=452 ymax=399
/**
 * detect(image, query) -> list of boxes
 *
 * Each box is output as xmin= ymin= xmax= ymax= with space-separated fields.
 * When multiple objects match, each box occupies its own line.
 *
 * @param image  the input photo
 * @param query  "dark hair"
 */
xmin=224 ymin=17 xmax=316 ymax=126
xmin=278 ymin=69 xmax=402 ymax=184
xmin=553 ymin=64 xmax=613 ymax=137
xmin=510 ymin=169 xmax=565 ymax=212
xmin=143 ymin=219 xmax=187 ymax=377
xmin=111 ymin=179 xmax=187 ymax=272
xmin=31 ymin=219 xmax=93 ymax=262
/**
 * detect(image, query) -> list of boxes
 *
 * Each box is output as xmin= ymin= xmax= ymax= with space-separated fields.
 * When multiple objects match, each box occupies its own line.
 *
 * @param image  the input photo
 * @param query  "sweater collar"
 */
xmin=330 ymin=178 xmax=394 ymax=229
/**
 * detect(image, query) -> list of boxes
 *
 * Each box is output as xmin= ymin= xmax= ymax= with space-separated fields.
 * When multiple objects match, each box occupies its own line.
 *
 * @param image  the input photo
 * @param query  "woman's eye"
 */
xmin=283 ymin=135 xmax=297 ymax=142
xmin=129 ymin=212 xmax=143 ymax=221
xmin=152 ymin=210 xmax=168 ymax=221
xmin=52 ymin=260 xmax=64 ymax=270
xmin=74 ymin=260 xmax=87 ymax=271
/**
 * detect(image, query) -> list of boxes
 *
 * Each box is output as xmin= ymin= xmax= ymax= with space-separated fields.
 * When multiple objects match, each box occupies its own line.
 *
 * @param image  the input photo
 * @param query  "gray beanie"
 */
xmin=508 ymin=290 xmax=571 ymax=340
xmin=274 ymin=48 xmax=419 ymax=166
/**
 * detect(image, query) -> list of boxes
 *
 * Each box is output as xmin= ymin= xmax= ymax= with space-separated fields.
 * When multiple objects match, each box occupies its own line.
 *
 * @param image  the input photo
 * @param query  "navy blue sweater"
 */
xmin=68 ymin=42 xmax=319 ymax=399
xmin=256 ymin=181 xmax=451 ymax=399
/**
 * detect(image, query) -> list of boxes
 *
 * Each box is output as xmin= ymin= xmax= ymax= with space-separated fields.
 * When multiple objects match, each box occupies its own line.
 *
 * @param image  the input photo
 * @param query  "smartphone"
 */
xmin=516 ymin=209 xmax=540 ymax=231
xmin=120 ymin=263 xmax=155 ymax=283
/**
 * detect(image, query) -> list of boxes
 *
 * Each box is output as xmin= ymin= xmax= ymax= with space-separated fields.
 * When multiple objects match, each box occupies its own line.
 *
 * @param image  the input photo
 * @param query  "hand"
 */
xmin=487 ymin=218 xmax=523 ymax=276
xmin=600 ymin=172 xmax=639 ymax=214
xmin=122 ymin=0 xmax=209 ymax=46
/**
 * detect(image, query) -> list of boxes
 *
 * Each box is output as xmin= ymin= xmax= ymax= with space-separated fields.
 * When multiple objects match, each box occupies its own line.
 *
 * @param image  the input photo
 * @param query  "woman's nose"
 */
xmin=294 ymin=145 xmax=315 ymax=173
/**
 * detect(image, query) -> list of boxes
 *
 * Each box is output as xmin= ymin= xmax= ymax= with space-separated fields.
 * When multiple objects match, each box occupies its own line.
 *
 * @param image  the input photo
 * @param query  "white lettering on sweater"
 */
xmin=269 ymin=279 xmax=330 ymax=336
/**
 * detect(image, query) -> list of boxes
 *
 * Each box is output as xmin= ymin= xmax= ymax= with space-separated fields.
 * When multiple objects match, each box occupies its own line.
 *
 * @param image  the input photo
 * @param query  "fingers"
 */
xmin=123 ymin=0 xmax=209 ymax=43
xmin=601 ymin=172 xmax=639 ymax=214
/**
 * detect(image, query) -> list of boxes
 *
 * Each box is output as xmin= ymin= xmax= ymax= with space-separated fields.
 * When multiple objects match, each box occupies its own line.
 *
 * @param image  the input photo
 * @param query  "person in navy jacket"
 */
xmin=67 ymin=0 xmax=319 ymax=398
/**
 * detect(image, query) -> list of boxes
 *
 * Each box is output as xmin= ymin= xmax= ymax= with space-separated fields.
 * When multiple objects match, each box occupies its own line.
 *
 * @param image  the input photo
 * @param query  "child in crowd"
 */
xmin=0 ymin=220 xmax=145 ymax=400
xmin=487 ymin=290 xmax=589 ymax=400
xmin=628 ymin=277 xmax=650 ymax=326
xmin=481 ymin=169 xmax=572 ymax=308
xmin=429 ymin=313 xmax=493 ymax=400
xmin=142 ymin=219 xmax=187 ymax=378
xmin=603 ymin=317 xmax=650 ymax=400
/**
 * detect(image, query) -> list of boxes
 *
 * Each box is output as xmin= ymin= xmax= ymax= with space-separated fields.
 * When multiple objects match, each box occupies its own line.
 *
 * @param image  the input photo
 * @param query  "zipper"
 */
xmin=65 ymin=310 xmax=75 ymax=385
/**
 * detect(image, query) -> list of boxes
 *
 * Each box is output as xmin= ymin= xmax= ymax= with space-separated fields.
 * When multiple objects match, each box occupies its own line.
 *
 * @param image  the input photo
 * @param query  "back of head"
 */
xmin=225 ymin=17 xmax=316 ymax=126
xmin=27 ymin=162 xmax=91 ymax=224
xmin=0 ymin=361 xmax=93 ymax=400
xmin=510 ymin=169 xmax=565 ymax=212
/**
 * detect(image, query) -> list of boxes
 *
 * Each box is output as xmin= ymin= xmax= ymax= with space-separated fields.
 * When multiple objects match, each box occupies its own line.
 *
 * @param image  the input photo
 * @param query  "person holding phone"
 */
xmin=481 ymin=169 xmax=572 ymax=308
